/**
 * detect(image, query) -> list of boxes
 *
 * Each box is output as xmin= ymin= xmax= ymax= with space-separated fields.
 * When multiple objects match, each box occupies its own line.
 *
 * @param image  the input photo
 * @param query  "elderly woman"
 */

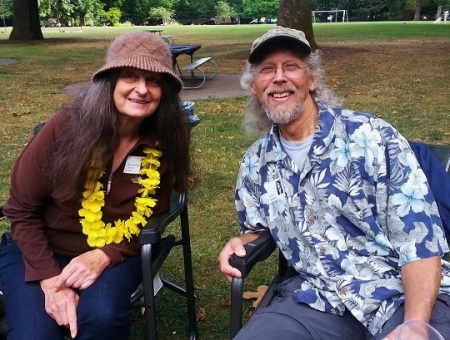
xmin=0 ymin=31 xmax=191 ymax=339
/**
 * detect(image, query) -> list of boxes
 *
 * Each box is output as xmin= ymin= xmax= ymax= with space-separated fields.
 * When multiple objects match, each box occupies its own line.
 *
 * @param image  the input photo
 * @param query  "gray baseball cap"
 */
xmin=249 ymin=26 xmax=312 ymax=63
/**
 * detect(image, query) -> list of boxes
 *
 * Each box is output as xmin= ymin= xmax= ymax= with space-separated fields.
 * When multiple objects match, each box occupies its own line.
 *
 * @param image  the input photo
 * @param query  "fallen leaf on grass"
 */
xmin=221 ymin=299 xmax=231 ymax=307
xmin=197 ymin=306 xmax=206 ymax=321
xmin=329 ymin=76 xmax=340 ymax=83
xmin=243 ymin=285 xmax=268 ymax=309
xmin=214 ymin=105 xmax=224 ymax=114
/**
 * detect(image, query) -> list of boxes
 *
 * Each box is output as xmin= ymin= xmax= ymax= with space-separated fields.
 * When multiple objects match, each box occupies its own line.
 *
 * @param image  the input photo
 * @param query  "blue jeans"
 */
xmin=0 ymin=233 xmax=142 ymax=340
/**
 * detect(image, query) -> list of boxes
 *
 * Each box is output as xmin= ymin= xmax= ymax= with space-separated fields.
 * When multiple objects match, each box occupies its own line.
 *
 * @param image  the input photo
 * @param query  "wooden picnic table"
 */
xmin=146 ymin=29 xmax=164 ymax=36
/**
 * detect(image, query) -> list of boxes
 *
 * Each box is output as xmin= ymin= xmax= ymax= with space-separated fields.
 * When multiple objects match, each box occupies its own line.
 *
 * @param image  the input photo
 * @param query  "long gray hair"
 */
xmin=240 ymin=50 xmax=342 ymax=135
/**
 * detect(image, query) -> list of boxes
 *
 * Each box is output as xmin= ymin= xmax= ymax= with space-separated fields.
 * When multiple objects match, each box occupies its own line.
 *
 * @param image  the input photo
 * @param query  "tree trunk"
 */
xmin=414 ymin=0 xmax=422 ymax=21
xmin=80 ymin=14 xmax=85 ymax=27
xmin=435 ymin=5 xmax=442 ymax=21
xmin=9 ymin=0 xmax=43 ymax=41
xmin=277 ymin=0 xmax=318 ymax=50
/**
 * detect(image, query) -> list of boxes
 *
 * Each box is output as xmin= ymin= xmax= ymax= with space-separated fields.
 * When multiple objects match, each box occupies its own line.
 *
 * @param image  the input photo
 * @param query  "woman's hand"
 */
xmin=40 ymin=276 xmax=79 ymax=338
xmin=53 ymin=249 xmax=111 ymax=291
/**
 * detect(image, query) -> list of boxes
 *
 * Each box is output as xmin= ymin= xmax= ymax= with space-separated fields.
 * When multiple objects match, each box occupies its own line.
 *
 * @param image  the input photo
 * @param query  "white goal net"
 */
xmin=312 ymin=10 xmax=348 ymax=23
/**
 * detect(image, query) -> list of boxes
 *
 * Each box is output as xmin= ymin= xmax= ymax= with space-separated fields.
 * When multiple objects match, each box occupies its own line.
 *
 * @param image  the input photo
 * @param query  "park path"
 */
xmin=63 ymin=74 xmax=247 ymax=100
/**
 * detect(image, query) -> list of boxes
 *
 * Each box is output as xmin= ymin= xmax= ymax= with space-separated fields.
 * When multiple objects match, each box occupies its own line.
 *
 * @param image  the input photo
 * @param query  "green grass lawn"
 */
xmin=1 ymin=22 xmax=450 ymax=339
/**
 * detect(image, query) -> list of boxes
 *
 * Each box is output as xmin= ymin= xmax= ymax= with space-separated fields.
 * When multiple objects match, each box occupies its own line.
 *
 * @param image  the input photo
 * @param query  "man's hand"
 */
xmin=53 ymin=249 xmax=111 ymax=291
xmin=383 ymin=257 xmax=442 ymax=339
xmin=40 ymin=276 xmax=79 ymax=338
xmin=383 ymin=320 xmax=438 ymax=340
xmin=218 ymin=233 xmax=260 ymax=282
xmin=401 ymin=256 xmax=441 ymax=322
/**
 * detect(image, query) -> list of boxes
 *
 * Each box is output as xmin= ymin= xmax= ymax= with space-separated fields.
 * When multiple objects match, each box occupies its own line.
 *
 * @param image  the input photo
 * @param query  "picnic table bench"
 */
xmin=169 ymin=45 xmax=218 ymax=90
xmin=181 ymin=57 xmax=218 ymax=89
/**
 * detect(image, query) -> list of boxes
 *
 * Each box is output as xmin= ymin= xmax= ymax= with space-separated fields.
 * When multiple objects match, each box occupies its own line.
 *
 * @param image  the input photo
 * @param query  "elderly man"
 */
xmin=218 ymin=26 xmax=450 ymax=339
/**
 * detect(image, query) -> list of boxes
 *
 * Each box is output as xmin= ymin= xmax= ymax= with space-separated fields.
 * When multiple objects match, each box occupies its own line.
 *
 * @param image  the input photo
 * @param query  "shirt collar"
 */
xmin=265 ymin=101 xmax=338 ymax=162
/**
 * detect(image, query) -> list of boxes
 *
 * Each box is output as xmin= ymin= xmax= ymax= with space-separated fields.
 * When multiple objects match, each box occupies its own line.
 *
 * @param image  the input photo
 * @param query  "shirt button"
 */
xmin=340 ymin=288 xmax=347 ymax=295
xmin=308 ymin=215 xmax=315 ymax=222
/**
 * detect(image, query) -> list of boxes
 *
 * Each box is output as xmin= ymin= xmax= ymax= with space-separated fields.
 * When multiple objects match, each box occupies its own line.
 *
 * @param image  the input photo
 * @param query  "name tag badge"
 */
xmin=124 ymin=156 xmax=144 ymax=174
xmin=266 ymin=178 xmax=284 ymax=203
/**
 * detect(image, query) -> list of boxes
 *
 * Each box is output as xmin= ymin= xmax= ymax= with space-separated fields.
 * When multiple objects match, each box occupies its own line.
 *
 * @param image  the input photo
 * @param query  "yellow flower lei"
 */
xmin=79 ymin=147 xmax=162 ymax=248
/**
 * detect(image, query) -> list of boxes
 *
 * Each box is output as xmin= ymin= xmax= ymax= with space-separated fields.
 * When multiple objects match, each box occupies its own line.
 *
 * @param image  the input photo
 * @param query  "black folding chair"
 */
xmin=228 ymin=142 xmax=450 ymax=339
xmin=129 ymin=189 xmax=198 ymax=339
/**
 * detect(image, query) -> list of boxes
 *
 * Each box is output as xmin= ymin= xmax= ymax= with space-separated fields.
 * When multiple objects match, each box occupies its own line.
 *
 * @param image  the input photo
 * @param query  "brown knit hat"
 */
xmin=93 ymin=31 xmax=183 ymax=93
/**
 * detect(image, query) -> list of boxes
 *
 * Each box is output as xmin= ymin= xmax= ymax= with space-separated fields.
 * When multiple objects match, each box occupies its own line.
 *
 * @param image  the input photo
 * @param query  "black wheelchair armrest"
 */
xmin=139 ymin=191 xmax=186 ymax=244
xmin=228 ymin=229 xmax=277 ymax=279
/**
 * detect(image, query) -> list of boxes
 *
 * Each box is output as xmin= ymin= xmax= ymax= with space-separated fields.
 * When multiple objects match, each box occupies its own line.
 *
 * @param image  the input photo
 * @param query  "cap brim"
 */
xmin=249 ymin=36 xmax=311 ymax=63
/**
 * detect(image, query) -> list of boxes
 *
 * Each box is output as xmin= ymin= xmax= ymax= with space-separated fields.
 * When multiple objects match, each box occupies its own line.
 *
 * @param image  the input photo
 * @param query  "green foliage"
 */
xmin=173 ymin=0 xmax=197 ymax=19
xmin=38 ymin=0 xmax=75 ymax=23
xmin=149 ymin=6 xmax=173 ymax=21
xmin=38 ymin=0 xmax=104 ymax=25
xmin=100 ymin=6 xmax=121 ymax=25
xmin=120 ymin=0 xmax=151 ymax=23
xmin=0 ymin=0 xmax=13 ymax=20
xmin=102 ymin=0 xmax=123 ymax=11
xmin=312 ymin=0 xmax=449 ymax=20
xmin=215 ymin=1 xmax=232 ymax=19
xmin=242 ymin=0 xmax=279 ymax=18
xmin=31 ymin=0 xmax=450 ymax=26
xmin=71 ymin=0 xmax=104 ymax=26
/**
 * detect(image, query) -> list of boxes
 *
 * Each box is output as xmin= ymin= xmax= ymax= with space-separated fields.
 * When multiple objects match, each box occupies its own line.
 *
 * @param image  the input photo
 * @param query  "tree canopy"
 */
xmin=6 ymin=0 xmax=449 ymax=40
xmin=5 ymin=0 xmax=446 ymax=28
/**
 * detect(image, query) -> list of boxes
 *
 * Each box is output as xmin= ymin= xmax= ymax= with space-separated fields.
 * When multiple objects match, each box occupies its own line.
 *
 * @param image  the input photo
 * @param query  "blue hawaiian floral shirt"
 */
xmin=235 ymin=101 xmax=450 ymax=335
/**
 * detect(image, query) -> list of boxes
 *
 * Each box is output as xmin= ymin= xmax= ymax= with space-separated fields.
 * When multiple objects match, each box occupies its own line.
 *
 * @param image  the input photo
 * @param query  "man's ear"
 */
xmin=309 ymin=75 xmax=317 ymax=92
xmin=249 ymin=81 xmax=257 ymax=95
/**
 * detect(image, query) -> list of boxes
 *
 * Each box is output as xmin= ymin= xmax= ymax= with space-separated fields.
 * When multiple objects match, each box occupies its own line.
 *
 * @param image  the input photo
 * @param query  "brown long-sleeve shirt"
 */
xmin=4 ymin=110 xmax=171 ymax=282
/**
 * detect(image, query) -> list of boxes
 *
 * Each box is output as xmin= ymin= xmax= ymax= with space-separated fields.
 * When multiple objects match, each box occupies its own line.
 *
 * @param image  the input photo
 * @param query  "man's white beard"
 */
xmin=264 ymin=100 xmax=305 ymax=125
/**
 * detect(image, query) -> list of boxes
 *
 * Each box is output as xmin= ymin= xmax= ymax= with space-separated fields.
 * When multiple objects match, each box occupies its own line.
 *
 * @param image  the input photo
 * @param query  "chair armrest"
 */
xmin=229 ymin=230 xmax=276 ymax=338
xmin=139 ymin=191 xmax=186 ymax=244
xmin=228 ymin=230 xmax=277 ymax=279
xmin=427 ymin=144 xmax=450 ymax=172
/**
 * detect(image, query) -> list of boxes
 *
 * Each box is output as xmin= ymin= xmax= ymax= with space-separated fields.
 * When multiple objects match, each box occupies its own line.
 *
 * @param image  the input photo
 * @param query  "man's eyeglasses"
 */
xmin=255 ymin=62 xmax=308 ymax=80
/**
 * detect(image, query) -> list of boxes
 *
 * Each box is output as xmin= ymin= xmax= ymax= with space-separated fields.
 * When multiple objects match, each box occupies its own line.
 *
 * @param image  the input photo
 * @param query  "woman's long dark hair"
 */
xmin=49 ymin=71 xmax=191 ymax=201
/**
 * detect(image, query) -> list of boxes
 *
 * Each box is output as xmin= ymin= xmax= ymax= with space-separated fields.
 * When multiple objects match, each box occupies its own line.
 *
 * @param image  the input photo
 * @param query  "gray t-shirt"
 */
xmin=280 ymin=133 xmax=314 ymax=170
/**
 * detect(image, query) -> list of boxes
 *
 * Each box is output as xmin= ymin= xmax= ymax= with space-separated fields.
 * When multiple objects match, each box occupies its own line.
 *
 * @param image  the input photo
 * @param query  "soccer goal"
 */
xmin=312 ymin=10 xmax=348 ymax=23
